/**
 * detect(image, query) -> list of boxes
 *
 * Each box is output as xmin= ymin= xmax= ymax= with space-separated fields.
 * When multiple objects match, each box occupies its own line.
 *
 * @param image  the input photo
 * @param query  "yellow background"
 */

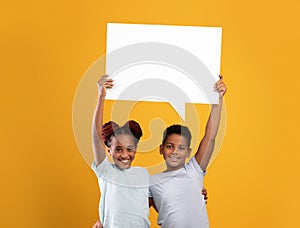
xmin=1 ymin=0 xmax=300 ymax=227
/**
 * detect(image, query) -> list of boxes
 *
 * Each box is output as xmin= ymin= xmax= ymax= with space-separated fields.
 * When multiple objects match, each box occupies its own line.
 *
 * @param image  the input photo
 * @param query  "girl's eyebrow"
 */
xmin=127 ymin=145 xmax=136 ymax=148
xmin=115 ymin=145 xmax=125 ymax=149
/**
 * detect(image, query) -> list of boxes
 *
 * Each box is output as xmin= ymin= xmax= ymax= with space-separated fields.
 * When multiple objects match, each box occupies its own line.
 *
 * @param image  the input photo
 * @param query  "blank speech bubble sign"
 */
xmin=105 ymin=23 xmax=222 ymax=120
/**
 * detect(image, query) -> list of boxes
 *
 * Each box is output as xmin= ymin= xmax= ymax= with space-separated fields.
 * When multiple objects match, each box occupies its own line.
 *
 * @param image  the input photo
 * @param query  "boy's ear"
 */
xmin=187 ymin=148 xmax=192 ymax=157
xmin=159 ymin=144 xmax=164 ymax=154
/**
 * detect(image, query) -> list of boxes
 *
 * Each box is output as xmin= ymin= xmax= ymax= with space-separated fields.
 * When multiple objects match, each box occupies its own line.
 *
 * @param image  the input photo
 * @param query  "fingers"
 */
xmin=97 ymin=75 xmax=114 ymax=88
xmin=214 ymin=74 xmax=227 ymax=96
xmin=202 ymin=188 xmax=208 ymax=204
xmin=92 ymin=220 xmax=103 ymax=228
xmin=97 ymin=74 xmax=109 ymax=82
xmin=104 ymin=79 xmax=114 ymax=88
xmin=214 ymin=81 xmax=226 ymax=92
xmin=204 ymin=194 xmax=208 ymax=201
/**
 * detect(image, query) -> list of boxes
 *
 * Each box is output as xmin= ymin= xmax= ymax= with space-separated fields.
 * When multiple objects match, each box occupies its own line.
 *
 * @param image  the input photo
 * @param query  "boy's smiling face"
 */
xmin=160 ymin=133 xmax=191 ymax=171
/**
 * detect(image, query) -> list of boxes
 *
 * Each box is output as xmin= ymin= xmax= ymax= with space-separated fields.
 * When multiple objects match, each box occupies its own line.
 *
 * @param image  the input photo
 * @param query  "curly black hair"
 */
xmin=162 ymin=124 xmax=192 ymax=147
xmin=102 ymin=120 xmax=143 ymax=147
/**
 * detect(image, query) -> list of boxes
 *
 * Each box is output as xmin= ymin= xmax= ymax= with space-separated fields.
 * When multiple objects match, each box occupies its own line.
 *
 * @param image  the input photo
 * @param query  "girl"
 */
xmin=91 ymin=75 xmax=150 ymax=228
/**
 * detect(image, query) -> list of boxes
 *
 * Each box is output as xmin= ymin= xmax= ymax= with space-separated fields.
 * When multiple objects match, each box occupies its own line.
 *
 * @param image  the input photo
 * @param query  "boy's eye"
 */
xmin=166 ymin=145 xmax=173 ymax=149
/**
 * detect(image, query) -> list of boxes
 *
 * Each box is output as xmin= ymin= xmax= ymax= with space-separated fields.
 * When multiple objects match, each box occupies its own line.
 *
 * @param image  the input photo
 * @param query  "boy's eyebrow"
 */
xmin=165 ymin=142 xmax=187 ymax=147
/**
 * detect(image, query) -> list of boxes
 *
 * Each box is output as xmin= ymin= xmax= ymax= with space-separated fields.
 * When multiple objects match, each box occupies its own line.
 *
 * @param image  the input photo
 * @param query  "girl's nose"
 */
xmin=121 ymin=151 xmax=129 ymax=158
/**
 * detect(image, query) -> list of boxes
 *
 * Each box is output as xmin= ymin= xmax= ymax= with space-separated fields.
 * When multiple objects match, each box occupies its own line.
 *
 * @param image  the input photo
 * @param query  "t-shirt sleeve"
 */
xmin=91 ymin=156 xmax=110 ymax=178
xmin=186 ymin=156 xmax=206 ymax=176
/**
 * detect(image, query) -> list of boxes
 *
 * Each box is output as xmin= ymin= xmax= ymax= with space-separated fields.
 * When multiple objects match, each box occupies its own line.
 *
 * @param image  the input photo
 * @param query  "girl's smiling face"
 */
xmin=108 ymin=134 xmax=137 ymax=169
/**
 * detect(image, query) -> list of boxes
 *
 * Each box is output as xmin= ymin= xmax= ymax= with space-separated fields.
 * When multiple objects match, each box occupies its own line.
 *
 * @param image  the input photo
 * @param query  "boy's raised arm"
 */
xmin=92 ymin=75 xmax=114 ymax=166
xmin=195 ymin=77 xmax=227 ymax=171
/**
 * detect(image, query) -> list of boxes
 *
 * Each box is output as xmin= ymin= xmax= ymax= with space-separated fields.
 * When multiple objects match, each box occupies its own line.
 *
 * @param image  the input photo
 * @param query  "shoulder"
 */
xmin=133 ymin=166 xmax=149 ymax=173
xmin=150 ymin=171 xmax=167 ymax=180
xmin=91 ymin=156 xmax=111 ymax=173
xmin=149 ymin=172 xmax=166 ymax=194
xmin=185 ymin=156 xmax=206 ymax=175
xmin=150 ymin=170 xmax=180 ymax=186
xmin=150 ymin=172 xmax=163 ymax=185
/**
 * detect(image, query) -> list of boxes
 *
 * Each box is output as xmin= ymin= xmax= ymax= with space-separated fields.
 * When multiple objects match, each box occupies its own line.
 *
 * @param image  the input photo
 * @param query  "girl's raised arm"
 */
xmin=92 ymin=75 xmax=114 ymax=166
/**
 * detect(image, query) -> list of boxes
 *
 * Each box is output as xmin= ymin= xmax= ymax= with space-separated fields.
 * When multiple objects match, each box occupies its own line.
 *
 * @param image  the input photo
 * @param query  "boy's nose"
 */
xmin=171 ymin=148 xmax=179 ymax=154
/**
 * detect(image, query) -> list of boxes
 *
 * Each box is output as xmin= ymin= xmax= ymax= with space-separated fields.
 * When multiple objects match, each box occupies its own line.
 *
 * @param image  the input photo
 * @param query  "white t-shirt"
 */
xmin=149 ymin=156 xmax=209 ymax=228
xmin=92 ymin=157 xmax=150 ymax=228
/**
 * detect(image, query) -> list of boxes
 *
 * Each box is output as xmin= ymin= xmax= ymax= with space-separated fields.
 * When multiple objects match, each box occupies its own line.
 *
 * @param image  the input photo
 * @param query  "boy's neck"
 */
xmin=165 ymin=164 xmax=184 ymax=172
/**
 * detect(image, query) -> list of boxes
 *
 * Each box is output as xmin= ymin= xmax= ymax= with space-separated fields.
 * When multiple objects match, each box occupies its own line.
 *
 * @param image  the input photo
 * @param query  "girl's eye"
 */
xmin=127 ymin=147 xmax=136 ymax=152
xmin=178 ymin=147 xmax=186 ymax=151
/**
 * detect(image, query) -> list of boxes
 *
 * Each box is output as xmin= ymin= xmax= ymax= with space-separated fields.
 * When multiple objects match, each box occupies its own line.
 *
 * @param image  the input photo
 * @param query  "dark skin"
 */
xmin=202 ymin=188 xmax=208 ymax=203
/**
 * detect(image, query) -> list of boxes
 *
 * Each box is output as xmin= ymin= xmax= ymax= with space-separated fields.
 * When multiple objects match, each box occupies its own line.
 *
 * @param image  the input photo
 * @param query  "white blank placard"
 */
xmin=105 ymin=23 xmax=222 ymax=119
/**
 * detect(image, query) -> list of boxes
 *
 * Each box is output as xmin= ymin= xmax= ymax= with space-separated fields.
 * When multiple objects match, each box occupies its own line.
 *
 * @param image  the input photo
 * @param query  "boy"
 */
xmin=149 ymin=77 xmax=226 ymax=227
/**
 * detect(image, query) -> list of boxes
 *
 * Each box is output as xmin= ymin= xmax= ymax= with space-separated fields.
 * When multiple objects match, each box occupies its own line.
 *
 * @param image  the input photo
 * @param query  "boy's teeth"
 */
xmin=121 ymin=160 xmax=129 ymax=163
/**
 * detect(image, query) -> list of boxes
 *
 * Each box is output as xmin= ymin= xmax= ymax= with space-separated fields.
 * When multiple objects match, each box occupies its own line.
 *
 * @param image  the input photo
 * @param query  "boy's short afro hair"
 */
xmin=162 ymin=124 xmax=192 ymax=147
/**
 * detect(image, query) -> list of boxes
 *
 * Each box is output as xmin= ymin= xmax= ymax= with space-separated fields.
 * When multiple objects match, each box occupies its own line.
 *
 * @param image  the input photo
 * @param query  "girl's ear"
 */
xmin=159 ymin=144 xmax=164 ymax=155
xmin=107 ymin=148 xmax=112 ymax=156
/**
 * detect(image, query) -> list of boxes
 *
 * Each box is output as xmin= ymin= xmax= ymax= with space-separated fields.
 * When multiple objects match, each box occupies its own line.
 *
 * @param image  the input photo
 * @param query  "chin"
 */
xmin=166 ymin=162 xmax=184 ymax=170
xmin=116 ymin=162 xmax=132 ymax=169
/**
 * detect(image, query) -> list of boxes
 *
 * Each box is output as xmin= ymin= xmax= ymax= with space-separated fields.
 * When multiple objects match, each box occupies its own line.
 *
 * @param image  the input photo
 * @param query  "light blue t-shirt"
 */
xmin=149 ymin=156 xmax=209 ymax=228
xmin=92 ymin=157 xmax=150 ymax=228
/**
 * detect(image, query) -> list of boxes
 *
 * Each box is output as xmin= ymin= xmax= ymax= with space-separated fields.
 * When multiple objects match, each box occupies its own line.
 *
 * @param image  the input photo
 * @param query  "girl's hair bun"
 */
xmin=101 ymin=121 xmax=119 ymax=147
xmin=125 ymin=120 xmax=143 ymax=140
xmin=101 ymin=120 xmax=143 ymax=147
